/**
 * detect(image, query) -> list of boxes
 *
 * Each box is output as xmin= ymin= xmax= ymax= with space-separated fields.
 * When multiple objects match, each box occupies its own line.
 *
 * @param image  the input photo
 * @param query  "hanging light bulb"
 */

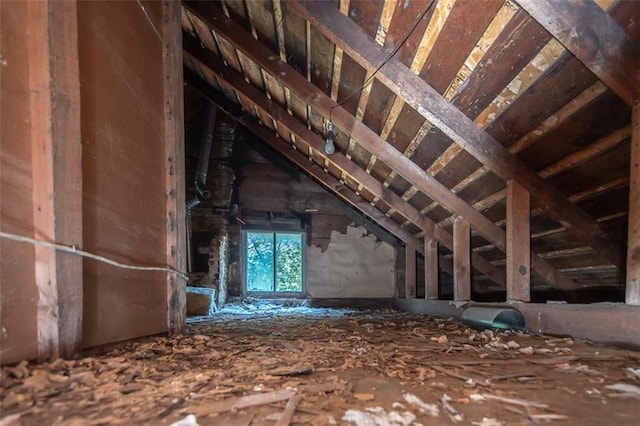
xmin=325 ymin=120 xmax=335 ymax=155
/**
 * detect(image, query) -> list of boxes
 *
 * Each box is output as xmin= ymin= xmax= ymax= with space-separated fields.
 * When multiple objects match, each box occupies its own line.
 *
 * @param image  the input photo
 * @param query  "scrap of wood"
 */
xmin=275 ymin=394 xmax=302 ymax=426
xmin=159 ymin=381 xmax=210 ymax=418
xmin=431 ymin=365 xmax=490 ymax=388
xmin=194 ymin=390 xmax=295 ymax=415
xmin=269 ymin=366 xmax=315 ymax=377
xmin=529 ymin=414 xmax=569 ymax=421
xmin=478 ymin=393 xmax=549 ymax=409
xmin=490 ymin=372 xmax=536 ymax=381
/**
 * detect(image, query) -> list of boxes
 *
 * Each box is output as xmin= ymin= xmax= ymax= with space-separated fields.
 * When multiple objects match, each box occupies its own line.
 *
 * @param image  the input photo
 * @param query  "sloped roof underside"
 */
xmin=181 ymin=0 xmax=639 ymax=291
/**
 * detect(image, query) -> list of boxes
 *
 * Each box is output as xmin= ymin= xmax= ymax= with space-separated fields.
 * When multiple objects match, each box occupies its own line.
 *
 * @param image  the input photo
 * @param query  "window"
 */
xmin=244 ymin=231 xmax=304 ymax=294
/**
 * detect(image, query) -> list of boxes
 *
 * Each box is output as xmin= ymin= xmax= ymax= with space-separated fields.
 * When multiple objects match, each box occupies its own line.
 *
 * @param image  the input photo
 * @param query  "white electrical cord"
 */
xmin=0 ymin=231 xmax=189 ymax=281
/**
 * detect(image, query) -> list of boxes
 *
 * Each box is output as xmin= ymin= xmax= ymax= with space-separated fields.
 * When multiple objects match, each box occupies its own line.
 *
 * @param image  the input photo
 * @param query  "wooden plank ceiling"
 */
xmin=180 ymin=0 xmax=638 ymax=291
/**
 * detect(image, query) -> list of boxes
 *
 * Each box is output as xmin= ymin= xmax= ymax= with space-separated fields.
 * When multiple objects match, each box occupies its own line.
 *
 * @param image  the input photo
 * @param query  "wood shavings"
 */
xmin=1 ymin=306 xmax=638 ymax=424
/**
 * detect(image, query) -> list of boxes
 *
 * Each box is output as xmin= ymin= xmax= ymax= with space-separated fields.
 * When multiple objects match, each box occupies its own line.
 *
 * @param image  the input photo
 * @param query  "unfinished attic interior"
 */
xmin=1 ymin=0 xmax=640 ymax=424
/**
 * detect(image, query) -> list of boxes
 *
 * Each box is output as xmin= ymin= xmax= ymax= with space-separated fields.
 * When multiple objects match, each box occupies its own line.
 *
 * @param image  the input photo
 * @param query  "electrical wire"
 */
xmin=328 ymin=0 xmax=437 ymax=123
xmin=0 ymin=231 xmax=189 ymax=281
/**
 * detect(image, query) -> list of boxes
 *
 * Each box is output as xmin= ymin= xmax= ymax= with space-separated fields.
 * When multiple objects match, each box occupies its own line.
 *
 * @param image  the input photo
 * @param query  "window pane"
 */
xmin=246 ymin=232 xmax=274 ymax=292
xmin=275 ymin=233 xmax=302 ymax=292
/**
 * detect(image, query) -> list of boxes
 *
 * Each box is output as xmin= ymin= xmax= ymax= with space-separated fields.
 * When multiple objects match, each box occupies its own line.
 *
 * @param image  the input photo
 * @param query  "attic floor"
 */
xmin=1 ymin=303 xmax=639 ymax=425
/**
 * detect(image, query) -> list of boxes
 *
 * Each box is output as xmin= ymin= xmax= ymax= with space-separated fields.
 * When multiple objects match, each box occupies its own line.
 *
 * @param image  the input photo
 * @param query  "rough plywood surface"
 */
xmin=0 ymin=0 xmax=39 ymax=364
xmin=306 ymin=226 xmax=395 ymax=298
xmin=78 ymin=0 xmax=168 ymax=348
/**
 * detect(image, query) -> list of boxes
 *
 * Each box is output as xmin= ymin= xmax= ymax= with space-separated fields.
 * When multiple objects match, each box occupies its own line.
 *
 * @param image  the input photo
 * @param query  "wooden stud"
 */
xmin=506 ymin=180 xmax=530 ymax=302
xmin=627 ymin=104 xmax=640 ymax=305
xmin=405 ymin=242 xmax=417 ymax=298
xmin=453 ymin=216 xmax=470 ymax=301
xmin=291 ymin=1 xmax=623 ymax=269
xmin=27 ymin=0 xmax=83 ymax=361
xmin=515 ymin=0 xmax=640 ymax=106
xmin=425 ymin=238 xmax=439 ymax=300
xmin=163 ymin=0 xmax=187 ymax=334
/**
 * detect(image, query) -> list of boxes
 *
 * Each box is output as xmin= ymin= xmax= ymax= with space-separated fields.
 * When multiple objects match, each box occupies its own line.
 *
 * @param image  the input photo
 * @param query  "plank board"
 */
xmin=425 ymin=238 xmax=439 ymax=300
xmin=79 ymin=0 xmax=169 ymax=348
xmin=27 ymin=0 xmax=83 ymax=361
xmin=1 ymin=0 xmax=40 ymax=364
xmin=164 ymin=0 xmax=187 ymax=335
xmin=506 ymin=181 xmax=531 ymax=302
xmin=627 ymin=104 xmax=640 ymax=304
xmin=453 ymin=217 xmax=471 ymax=301
xmin=405 ymin=242 xmax=417 ymax=299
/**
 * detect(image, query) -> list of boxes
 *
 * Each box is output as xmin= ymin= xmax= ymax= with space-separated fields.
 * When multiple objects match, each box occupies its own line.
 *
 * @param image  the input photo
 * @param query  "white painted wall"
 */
xmin=306 ymin=226 xmax=396 ymax=298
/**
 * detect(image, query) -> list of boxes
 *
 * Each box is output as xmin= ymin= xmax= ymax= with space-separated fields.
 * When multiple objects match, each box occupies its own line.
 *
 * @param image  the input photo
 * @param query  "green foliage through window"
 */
xmin=245 ymin=231 xmax=302 ymax=293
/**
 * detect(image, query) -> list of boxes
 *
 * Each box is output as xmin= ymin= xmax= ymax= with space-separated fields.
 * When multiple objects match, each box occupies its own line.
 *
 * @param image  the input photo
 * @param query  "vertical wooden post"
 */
xmin=453 ymin=216 xmax=471 ymax=301
xmin=425 ymin=238 xmax=439 ymax=299
xmin=627 ymin=104 xmax=640 ymax=305
xmin=506 ymin=180 xmax=531 ymax=302
xmin=405 ymin=242 xmax=417 ymax=298
xmin=163 ymin=0 xmax=187 ymax=333
xmin=27 ymin=0 xmax=83 ymax=361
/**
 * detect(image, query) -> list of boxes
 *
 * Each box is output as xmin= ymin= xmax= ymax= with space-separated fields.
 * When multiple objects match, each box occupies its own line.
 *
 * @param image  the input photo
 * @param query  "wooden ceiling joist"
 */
xmin=182 ymin=1 xmax=579 ymax=291
xmin=515 ymin=0 xmax=640 ymax=106
xmin=182 ymin=33 xmax=504 ymax=287
xmin=290 ymin=0 xmax=623 ymax=270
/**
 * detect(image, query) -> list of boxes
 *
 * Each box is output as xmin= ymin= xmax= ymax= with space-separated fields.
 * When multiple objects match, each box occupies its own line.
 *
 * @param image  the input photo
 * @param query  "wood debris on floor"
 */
xmin=1 ymin=304 xmax=640 ymax=425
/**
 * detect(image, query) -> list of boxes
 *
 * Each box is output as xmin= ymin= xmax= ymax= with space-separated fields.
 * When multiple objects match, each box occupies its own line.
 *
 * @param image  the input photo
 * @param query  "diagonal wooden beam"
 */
xmin=515 ymin=0 xmax=640 ymax=106
xmin=183 ymin=33 xmax=505 ymax=286
xmin=183 ymin=2 xmax=579 ymax=290
xmin=289 ymin=0 xmax=623 ymax=270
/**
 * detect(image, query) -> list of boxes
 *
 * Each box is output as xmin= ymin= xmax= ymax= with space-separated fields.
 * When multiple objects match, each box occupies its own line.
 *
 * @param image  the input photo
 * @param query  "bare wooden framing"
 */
xmin=453 ymin=217 xmax=470 ymax=301
xmin=291 ymin=1 xmax=623 ymax=269
xmin=182 ymin=32 xmax=505 ymax=286
xmin=27 ymin=0 xmax=83 ymax=361
xmin=627 ymin=104 xmax=640 ymax=305
xmin=183 ymin=2 xmax=574 ymax=290
xmin=163 ymin=0 xmax=187 ymax=334
xmin=405 ymin=242 xmax=417 ymax=298
xmin=506 ymin=180 xmax=530 ymax=302
xmin=515 ymin=0 xmax=640 ymax=106
xmin=425 ymin=238 xmax=439 ymax=300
